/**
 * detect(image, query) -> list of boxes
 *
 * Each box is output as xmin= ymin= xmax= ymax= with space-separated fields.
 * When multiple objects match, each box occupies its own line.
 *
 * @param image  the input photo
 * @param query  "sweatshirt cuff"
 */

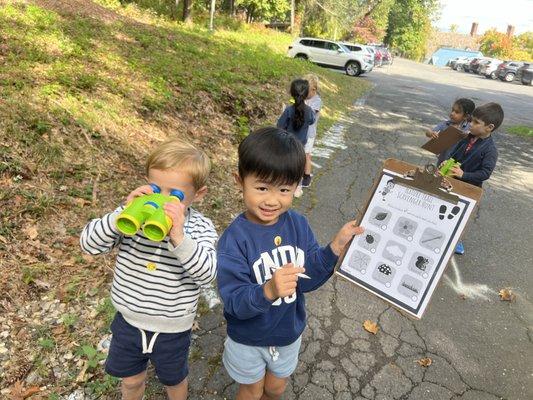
xmin=252 ymin=284 xmax=273 ymax=312
xmin=167 ymin=235 xmax=197 ymax=262
xmin=108 ymin=207 xmax=125 ymax=235
xmin=323 ymin=244 xmax=339 ymax=267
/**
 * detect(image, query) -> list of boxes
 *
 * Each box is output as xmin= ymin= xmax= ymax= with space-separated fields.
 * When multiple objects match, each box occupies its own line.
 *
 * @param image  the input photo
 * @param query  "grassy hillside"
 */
xmin=0 ymin=0 xmax=369 ymax=396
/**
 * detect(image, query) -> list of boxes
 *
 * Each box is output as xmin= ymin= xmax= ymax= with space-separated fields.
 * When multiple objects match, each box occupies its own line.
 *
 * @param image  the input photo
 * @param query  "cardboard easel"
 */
xmin=335 ymin=158 xmax=482 ymax=319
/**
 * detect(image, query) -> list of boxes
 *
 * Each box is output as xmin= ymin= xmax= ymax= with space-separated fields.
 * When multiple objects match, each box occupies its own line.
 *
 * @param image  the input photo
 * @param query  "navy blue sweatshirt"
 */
xmin=217 ymin=210 xmax=338 ymax=346
xmin=277 ymin=105 xmax=316 ymax=145
xmin=447 ymin=134 xmax=498 ymax=187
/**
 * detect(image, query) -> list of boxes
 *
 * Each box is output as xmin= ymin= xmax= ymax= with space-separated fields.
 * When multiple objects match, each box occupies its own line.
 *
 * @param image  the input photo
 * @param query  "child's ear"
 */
xmin=233 ymin=172 xmax=243 ymax=189
xmin=193 ymin=186 xmax=208 ymax=203
xmin=487 ymin=123 xmax=495 ymax=132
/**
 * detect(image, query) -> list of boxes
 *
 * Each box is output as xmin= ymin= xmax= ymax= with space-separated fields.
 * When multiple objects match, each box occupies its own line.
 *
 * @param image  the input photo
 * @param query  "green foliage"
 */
xmin=86 ymin=375 xmax=120 ymax=397
xmin=507 ymin=125 xmax=533 ymax=137
xmin=236 ymin=0 xmax=291 ymax=22
xmin=96 ymin=297 xmax=116 ymax=327
xmin=384 ymin=0 xmax=438 ymax=60
xmin=76 ymin=344 xmax=107 ymax=370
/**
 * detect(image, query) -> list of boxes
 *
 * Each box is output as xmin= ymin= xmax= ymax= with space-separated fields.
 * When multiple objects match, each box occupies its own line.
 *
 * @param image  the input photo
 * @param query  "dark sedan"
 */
xmin=515 ymin=63 xmax=533 ymax=85
xmin=498 ymin=61 xmax=525 ymax=82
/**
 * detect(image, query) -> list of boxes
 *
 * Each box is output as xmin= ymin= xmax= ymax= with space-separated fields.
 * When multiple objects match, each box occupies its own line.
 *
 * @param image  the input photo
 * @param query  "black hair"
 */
xmin=453 ymin=98 xmax=475 ymax=118
xmin=472 ymin=102 xmax=504 ymax=131
xmin=238 ymin=127 xmax=305 ymax=185
xmin=290 ymin=79 xmax=309 ymax=131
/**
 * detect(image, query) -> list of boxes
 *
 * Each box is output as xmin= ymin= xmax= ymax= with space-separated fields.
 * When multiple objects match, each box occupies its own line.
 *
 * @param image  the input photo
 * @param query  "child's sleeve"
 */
xmin=462 ymin=146 xmax=498 ymax=184
xmin=168 ymin=219 xmax=218 ymax=286
xmin=217 ymin=249 xmax=273 ymax=320
xmin=298 ymin=222 xmax=338 ymax=293
xmin=276 ymin=107 xmax=290 ymax=130
xmin=80 ymin=207 xmax=123 ymax=255
xmin=432 ymin=121 xmax=448 ymax=132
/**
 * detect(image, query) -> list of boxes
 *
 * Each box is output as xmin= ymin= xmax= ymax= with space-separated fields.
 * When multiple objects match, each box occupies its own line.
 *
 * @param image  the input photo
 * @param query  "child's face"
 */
xmin=449 ymin=104 xmax=466 ymax=123
xmin=237 ymin=174 xmax=298 ymax=225
xmin=307 ymin=85 xmax=317 ymax=99
xmin=147 ymin=168 xmax=207 ymax=211
xmin=469 ymin=117 xmax=494 ymax=137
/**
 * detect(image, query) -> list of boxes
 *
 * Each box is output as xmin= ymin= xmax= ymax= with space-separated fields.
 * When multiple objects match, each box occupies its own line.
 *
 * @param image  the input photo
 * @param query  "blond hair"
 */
xmin=145 ymin=139 xmax=210 ymax=189
xmin=303 ymin=73 xmax=319 ymax=91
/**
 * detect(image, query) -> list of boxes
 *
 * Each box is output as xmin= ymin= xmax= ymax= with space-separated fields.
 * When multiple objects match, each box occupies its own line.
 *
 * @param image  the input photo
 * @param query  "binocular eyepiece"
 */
xmin=116 ymin=184 xmax=185 ymax=242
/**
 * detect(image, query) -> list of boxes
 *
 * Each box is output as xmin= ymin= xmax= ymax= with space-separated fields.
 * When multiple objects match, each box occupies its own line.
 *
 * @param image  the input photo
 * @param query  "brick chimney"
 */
xmin=506 ymin=25 xmax=515 ymax=37
xmin=470 ymin=22 xmax=478 ymax=36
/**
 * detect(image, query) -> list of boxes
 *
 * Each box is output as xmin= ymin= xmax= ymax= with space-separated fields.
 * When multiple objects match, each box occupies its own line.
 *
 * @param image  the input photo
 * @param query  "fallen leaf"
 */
xmin=363 ymin=320 xmax=379 ymax=334
xmin=416 ymin=357 xmax=432 ymax=367
xmin=499 ymin=288 xmax=516 ymax=302
xmin=9 ymin=381 xmax=40 ymax=399
xmin=74 ymin=198 xmax=90 ymax=207
xmin=23 ymin=226 xmax=38 ymax=240
xmin=191 ymin=321 xmax=200 ymax=332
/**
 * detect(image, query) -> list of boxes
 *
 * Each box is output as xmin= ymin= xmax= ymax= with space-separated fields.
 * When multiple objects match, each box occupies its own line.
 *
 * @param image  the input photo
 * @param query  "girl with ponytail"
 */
xmin=277 ymin=78 xmax=316 ymax=197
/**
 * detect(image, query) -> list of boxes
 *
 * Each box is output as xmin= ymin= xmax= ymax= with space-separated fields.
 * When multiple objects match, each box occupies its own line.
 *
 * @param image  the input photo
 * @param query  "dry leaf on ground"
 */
xmin=499 ymin=288 xmax=516 ymax=302
xmin=416 ymin=357 xmax=432 ymax=367
xmin=363 ymin=320 xmax=379 ymax=334
xmin=23 ymin=226 xmax=38 ymax=240
xmin=9 ymin=381 xmax=40 ymax=400
xmin=191 ymin=321 xmax=200 ymax=332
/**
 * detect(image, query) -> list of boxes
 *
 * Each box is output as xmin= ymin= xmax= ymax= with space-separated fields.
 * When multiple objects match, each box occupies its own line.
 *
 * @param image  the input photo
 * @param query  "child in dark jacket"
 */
xmin=441 ymin=102 xmax=503 ymax=187
xmin=440 ymin=102 xmax=504 ymax=255
xmin=217 ymin=127 xmax=364 ymax=400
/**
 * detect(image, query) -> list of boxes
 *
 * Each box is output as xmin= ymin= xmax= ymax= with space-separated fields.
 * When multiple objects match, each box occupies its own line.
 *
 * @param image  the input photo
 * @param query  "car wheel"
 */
xmin=295 ymin=54 xmax=308 ymax=61
xmin=522 ymin=78 xmax=532 ymax=86
xmin=490 ymin=71 xmax=497 ymax=79
xmin=456 ymin=65 xmax=463 ymax=71
xmin=504 ymin=72 xmax=515 ymax=82
xmin=345 ymin=61 xmax=361 ymax=76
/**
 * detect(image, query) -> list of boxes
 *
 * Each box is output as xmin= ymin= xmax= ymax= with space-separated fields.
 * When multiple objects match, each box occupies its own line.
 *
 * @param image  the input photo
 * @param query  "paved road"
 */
xmin=185 ymin=58 xmax=533 ymax=400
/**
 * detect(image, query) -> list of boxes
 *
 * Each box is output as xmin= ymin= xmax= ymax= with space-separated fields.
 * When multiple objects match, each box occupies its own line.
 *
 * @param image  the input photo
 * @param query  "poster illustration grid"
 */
xmin=338 ymin=169 xmax=476 ymax=318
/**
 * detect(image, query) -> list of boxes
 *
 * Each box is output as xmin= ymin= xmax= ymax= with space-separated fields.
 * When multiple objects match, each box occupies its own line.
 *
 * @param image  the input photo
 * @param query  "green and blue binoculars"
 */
xmin=116 ymin=184 xmax=185 ymax=242
xmin=439 ymin=158 xmax=461 ymax=177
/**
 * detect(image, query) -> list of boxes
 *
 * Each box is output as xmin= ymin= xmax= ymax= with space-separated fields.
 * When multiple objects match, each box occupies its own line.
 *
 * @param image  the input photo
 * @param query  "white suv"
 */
xmin=287 ymin=37 xmax=372 ymax=76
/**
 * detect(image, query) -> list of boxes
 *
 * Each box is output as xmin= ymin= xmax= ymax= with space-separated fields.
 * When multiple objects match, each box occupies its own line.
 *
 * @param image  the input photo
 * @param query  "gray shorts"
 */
xmin=222 ymin=336 xmax=302 ymax=384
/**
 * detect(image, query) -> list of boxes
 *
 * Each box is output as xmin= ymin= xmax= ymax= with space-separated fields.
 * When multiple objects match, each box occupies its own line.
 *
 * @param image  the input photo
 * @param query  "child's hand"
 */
xmin=425 ymin=130 xmax=439 ymax=139
xmin=165 ymin=201 xmax=187 ymax=246
xmin=330 ymin=221 xmax=365 ymax=256
xmin=263 ymin=263 xmax=306 ymax=301
xmin=125 ymin=184 xmax=154 ymax=204
xmin=450 ymin=165 xmax=464 ymax=178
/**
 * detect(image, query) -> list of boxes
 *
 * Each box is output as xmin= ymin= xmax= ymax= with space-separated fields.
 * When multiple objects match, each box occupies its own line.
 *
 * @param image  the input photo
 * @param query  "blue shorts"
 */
xmin=105 ymin=313 xmax=191 ymax=386
xmin=222 ymin=336 xmax=302 ymax=385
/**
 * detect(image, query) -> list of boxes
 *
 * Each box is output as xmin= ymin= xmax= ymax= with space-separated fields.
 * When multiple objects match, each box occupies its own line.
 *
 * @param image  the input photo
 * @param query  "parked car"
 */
xmin=515 ymin=63 xmax=533 ymax=85
xmin=479 ymin=58 xmax=503 ymax=79
xmin=453 ymin=57 xmax=475 ymax=71
xmin=464 ymin=58 xmax=482 ymax=73
xmin=340 ymin=42 xmax=374 ymax=71
xmin=448 ymin=56 xmax=469 ymax=69
xmin=287 ymin=37 xmax=373 ymax=76
xmin=497 ymin=61 xmax=525 ymax=82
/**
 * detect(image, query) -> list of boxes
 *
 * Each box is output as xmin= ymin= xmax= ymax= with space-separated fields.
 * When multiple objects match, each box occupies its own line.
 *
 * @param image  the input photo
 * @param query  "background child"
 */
xmin=80 ymin=139 xmax=217 ymax=400
xmin=277 ymin=79 xmax=316 ymax=197
xmin=426 ymin=98 xmax=475 ymax=164
xmin=441 ymin=102 xmax=503 ymax=254
xmin=217 ymin=127 xmax=364 ymax=400
xmin=302 ymin=73 xmax=322 ymax=188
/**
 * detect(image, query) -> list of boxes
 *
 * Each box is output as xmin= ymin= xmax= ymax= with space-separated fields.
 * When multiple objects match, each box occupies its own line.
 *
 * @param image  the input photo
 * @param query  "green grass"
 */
xmin=506 ymin=125 xmax=533 ymax=137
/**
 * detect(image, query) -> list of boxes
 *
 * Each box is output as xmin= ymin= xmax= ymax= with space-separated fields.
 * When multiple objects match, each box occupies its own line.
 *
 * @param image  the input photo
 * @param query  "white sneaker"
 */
xmin=294 ymin=186 xmax=304 ymax=198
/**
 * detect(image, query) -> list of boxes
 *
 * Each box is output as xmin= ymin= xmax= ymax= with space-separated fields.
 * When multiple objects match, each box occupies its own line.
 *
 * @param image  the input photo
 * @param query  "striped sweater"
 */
xmin=80 ymin=206 xmax=217 ymax=333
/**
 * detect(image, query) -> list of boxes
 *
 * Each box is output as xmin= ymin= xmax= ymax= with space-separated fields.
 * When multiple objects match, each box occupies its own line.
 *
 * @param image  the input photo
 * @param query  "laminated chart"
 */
xmin=336 ymin=160 xmax=481 ymax=319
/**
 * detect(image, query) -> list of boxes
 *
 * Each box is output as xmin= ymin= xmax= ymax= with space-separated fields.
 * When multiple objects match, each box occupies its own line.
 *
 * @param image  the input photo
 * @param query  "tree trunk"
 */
xmin=290 ymin=0 xmax=295 ymax=33
xmin=182 ymin=0 xmax=192 ymax=23
xmin=229 ymin=0 xmax=235 ymax=16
